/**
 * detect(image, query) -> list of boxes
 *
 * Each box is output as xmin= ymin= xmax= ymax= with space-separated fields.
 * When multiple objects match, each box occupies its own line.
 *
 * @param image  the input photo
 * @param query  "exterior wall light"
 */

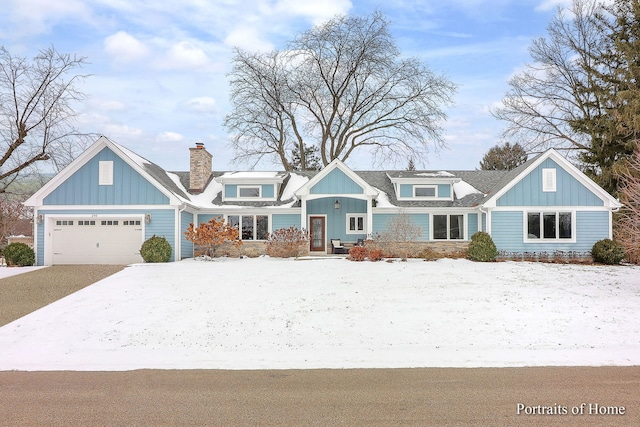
xmin=145 ymin=214 xmax=152 ymax=224
xmin=334 ymin=200 xmax=341 ymax=209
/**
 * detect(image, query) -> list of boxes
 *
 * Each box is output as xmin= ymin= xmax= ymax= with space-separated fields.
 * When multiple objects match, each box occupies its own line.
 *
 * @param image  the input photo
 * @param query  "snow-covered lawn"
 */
xmin=0 ymin=257 xmax=639 ymax=371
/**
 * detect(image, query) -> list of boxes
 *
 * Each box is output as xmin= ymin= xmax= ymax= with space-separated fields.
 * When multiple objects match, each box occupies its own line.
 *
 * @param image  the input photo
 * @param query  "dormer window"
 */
xmin=238 ymin=186 xmax=261 ymax=198
xmin=414 ymin=186 xmax=436 ymax=198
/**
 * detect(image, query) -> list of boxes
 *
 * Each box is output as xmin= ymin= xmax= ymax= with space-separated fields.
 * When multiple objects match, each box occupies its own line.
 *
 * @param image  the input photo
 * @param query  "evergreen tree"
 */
xmin=290 ymin=144 xmax=321 ymax=171
xmin=479 ymin=143 xmax=528 ymax=171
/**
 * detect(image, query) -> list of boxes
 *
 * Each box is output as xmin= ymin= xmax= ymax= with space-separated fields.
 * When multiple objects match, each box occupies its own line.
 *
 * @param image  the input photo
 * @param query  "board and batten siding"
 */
xmin=307 ymin=197 xmax=367 ymax=241
xmin=272 ymin=213 xmax=301 ymax=230
xmin=310 ymin=168 xmax=364 ymax=194
xmin=181 ymin=211 xmax=194 ymax=259
xmin=372 ymin=213 xmax=430 ymax=241
xmin=34 ymin=208 xmax=177 ymax=265
xmin=490 ymin=210 xmax=610 ymax=253
xmin=467 ymin=213 xmax=479 ymax=237
xmin=43 ymin=147 xmax=169 ymax=205
xmin=497 ymin=159 xmax=604 ymax=207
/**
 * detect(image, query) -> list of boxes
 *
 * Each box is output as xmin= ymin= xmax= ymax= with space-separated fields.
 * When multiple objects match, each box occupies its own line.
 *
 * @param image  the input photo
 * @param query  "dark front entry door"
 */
xmin=309 ymin=216 xmax=326 ymax=252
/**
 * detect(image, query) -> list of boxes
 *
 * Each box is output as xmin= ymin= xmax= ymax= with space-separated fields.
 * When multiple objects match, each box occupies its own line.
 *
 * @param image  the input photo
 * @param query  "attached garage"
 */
xmin=49 ymin=217 xmax=144 ymax=265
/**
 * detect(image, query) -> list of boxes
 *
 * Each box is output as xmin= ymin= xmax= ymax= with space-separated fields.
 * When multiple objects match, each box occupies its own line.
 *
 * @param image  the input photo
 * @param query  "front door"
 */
xmin=309 ymin=216 xmax=326 ymax=252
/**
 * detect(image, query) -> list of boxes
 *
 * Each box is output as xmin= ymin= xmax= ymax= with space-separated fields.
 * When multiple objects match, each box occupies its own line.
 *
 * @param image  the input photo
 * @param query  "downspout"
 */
xmin=176 ymin=203 xmax=187 ymax=261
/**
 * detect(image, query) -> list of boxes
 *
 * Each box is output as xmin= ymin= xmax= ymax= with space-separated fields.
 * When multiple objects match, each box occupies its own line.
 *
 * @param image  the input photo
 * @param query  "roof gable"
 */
xmin=482 ymin=149 xmax=621 ymax=208
xmin=295 ymin=159 xmax=378 ymax=199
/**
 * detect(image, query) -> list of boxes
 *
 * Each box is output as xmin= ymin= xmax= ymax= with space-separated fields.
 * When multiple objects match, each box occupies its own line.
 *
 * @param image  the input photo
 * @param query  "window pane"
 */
xmin=449 ymin=215 xmax=463 ymax=239
xmin=559 ymin=212 xmax=572 ymax=239
xmin=543 ymin=213 xmax=556 ymax=239
xmin=349 ymin=217 xmax=356 ymax=231
xmin=227 ymin=215 xmax=239 ymax=228
xmin=242 ymin=215 xmax=254 ymax=240
xmin=434 ymin=215 xmax=447 ymax=239
xmin=357 ymin=216 xmax=364 ymax=231
xmin=415 ymin=187 xmax=435 ymax=197
xmin=239 ymin=187 xmax=260 ymax=197
xmin=256 ymin=215 xmax=269 ymax=240
xmin=527 ymin=213 xmax=540 ymax=238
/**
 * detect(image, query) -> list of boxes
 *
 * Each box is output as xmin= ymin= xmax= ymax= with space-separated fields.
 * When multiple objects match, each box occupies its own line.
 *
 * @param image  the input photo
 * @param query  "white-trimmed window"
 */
xmin=433 ymin=214 xmax=464 ymax=240
xmin=414 ymin=186 xmax=437 ymax=198
xmin=542 ymin=168 xmax=556 ymax=192
xmin=238 ymin=186 xmax=261 ymax=198
xmin=346 ymin=214 xmax=365 ymax=234
xmin=526 ymin=211 xmax=573 ymax=241
xmin=227 ymin=214 xmax=269 ymax=240
xmin=99 ymin=161 xmax=114 ymax=185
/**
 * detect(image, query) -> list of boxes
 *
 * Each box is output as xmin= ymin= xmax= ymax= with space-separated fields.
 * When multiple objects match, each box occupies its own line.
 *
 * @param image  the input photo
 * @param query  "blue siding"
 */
xmin=372 ymin=213 xmax=429 ymax=240
xmin=43 ymin=147 xmax=169 ymax=205
xmin=34 ymin=208 xmax=176 ymax=265
xmin=482 ymin=213 xmax=487 ymax=232
xmin=497 ymin=159 xmax=604 ymax=207
xmin=468 ymin=213 xmax=478 ymax=237
xmin=491 ymin=210 xmax=610 ymax=253
xmin=196 ymin=213 xmax=224 ymax=224
xmin=308 ymin=197 xmax=367 ymax=241
xmin=262 ymin=184 xmax=275 ymax=198
xmin=225 ymin=185 xmax=237 ymax=198
xmin=400 ymin=184 xmax=412 ymax=198
xmin=272 ymin=214 xmax=301 ymax=230
xmin=438 ymin=184 xmax=451 ymax=198
xmin=310 ymin=168 xmax=363 ymax=194
xmin=181 ymin=211 xmax=194 ymax=259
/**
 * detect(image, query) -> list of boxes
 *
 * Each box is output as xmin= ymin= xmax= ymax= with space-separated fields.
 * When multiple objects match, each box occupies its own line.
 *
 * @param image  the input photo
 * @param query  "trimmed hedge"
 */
xmin=3 ymin=242 xmax=35 ymax=266
xmin=467 ymin=231 xmax=498 ymax=262
xmin=140 ymin=235 xmax=172 ymax=263
xmin=591 ymin=239 xmax=625 ymax=265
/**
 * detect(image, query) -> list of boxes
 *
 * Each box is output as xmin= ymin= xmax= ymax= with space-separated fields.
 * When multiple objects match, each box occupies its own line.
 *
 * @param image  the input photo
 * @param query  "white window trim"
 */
xmin=431 ymin=213 xmax=465 ymax=240
xmin=346 ymin=213 xmax=366 ymax=234
xmin=225 ymin=213 xmax=271 ymax=241
xmin=99 ymin=161 xmax=113 ymax=186
xmin=523 ymin=210 xmax=576 ymax=243
xmin=542 ymin=168 xmax=556 ymax=192
xmin=237 ymin=185 xmax=262 ymax=199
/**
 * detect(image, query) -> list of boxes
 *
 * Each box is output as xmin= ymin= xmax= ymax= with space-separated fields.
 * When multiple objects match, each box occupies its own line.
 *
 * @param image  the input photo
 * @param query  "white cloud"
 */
xmin=274 ymin=0 xmax=352 ymax=24
xmin=224 ymin=26 xmax=274 ymax=52
xmin=157 ymin=131 xmax=184 ymax=143
xmin=103 ymin=31 xmax=150 ymax=63
xmin=535 ymin=0 xmax=572 ymax=12
xmin=4 ymin=0 xmax=92 ymax=37
xmin=158 ymin=41 xmax=211 ymax=69
xmin=186 ymin=97 xmax=217 ymax=113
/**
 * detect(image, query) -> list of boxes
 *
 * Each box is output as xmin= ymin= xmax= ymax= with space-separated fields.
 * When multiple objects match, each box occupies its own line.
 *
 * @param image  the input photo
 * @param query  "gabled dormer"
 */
xmin=387 ymin=171 xmax=461 ymax=202
xmin=217 ymin=172 xmax=287 ymax=202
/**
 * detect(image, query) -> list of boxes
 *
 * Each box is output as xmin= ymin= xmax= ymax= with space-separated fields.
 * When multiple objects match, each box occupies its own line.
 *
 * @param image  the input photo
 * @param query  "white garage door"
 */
xmin=51 ymin=218 xmax=144 ymax=264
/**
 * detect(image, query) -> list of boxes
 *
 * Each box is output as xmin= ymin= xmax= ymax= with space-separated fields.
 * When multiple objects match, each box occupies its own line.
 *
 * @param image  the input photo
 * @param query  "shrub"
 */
xmin=417 ymin=247 xmax=441 ymax=261
xmin=3 ymin=242 xmax=35 ymax=266
xmin=348 ymin=245 xmax=368 ymax=261
xmin=591 ymin=239 xmax=625 ymax=265
xmin=368 ymin=248 xmax=384 ymax=261
xmin=140 ymin=235 xmax=172 ymax=263
xmin=184 ymin=217 xmax=241 ymax=257
xmin=266 ymin=227 xmax=309 ymax=258
xmin=467 ymin=231 xmax=498 ymax=262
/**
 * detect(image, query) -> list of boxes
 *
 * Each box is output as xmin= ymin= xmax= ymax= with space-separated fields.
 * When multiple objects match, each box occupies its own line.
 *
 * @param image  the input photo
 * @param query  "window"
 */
xmin=56 ymin=220 xmax=74 ymax=226
xmin=227 ymin=215 xmax=269 ymax=240
xmin=78 ymin=220 xmax=96 ymax=226
xmin=238 ymin=186 xmax=261 ymax=198
xmin=123 ymin=220 xmax=141 ymax=226
xmin=433 ymin=214 xmax=464 ymax=240
xmin=99 ymin=161 xmax=114 ymax=186
xmin=526 ymin=212 xmax=573 ymax=240
xmin=346 ymin=214 xmax=365 ymax=234
xmin=414 ymin=186 xmax=436 ymax=198
xmin=542 ymin=168 xmax=556 ymax=192
xmin=101 ymin=220 xmax=119 ymax=226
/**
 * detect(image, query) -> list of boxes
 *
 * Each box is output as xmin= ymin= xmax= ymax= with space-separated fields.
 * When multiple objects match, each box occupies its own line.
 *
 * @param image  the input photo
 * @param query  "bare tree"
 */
xmin=375 ymin=210 xmax=424 ymax=261
xmin=225 ymin=11 xmax=456 ymax=170
xmin=0 ymin=194 xmax=31 ymax=247
xmin=615 ymin=150 xmax=640 ymax=264
xmin=0 ymin=45 xmax=90 ymax=194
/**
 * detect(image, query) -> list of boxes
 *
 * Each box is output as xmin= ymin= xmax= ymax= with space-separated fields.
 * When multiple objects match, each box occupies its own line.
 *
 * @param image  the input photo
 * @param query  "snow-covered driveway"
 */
xmin=0 ymin=257 xmax=638 ymax=371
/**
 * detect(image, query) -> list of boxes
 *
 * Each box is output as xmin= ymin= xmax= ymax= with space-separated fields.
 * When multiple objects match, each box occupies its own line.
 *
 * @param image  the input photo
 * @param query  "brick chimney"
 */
xmin=189 ymin=142 xmax=212 ymax=193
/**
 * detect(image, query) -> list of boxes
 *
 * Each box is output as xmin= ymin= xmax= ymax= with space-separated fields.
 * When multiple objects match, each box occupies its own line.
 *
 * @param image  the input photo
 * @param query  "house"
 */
xmin=24 ymin=136 xmax=621 ymax=265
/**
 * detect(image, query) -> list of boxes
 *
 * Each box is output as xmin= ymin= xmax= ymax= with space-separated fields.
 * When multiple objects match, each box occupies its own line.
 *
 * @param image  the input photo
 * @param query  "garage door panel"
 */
xmin=51 ymin=219 xmax=144 ymax=265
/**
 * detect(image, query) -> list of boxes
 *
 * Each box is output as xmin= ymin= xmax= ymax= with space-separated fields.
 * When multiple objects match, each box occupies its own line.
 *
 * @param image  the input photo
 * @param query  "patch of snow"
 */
xmin=220 ymin=171 xmax=280 ymax=179
xmin=453 ymin=180 xmax=482 ymax=199
xmin=416 ymin=171 xmax=454 ymax=177
xmin=281 ymin=173 xmax=309 ymax=201
xmin=374 ymin=189 xmax=395 ymax=207
xmin=0 ymin=258 xmax=638 ymax=371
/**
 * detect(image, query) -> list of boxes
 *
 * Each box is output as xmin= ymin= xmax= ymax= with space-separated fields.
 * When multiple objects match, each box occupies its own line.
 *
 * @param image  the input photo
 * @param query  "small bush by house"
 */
xmin=348 ymin=246 xmax=368 ymax=261
xmin=266 ymin=227 xmax=309 ymax=258
xmin=3 ymin=242 xmax=35 ymax=266
xmin=467 ymin=231 xmax=498 ymax=262
xmin=591 ymin=239 xmax=625 ymax=265
xmin=368 ymin=248 xmax=384 ymax=261
xmin=140 ymin=235 xmax=172 ymax=263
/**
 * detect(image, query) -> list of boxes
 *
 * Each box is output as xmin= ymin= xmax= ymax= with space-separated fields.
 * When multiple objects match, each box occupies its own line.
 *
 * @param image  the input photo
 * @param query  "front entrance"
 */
xmin=309 ymin=216 xmax=326 ymax=252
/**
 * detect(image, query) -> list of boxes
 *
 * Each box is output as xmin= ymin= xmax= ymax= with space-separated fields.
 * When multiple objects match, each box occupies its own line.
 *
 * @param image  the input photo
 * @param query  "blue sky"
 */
xmin=0 ymin=0 xmax=570 ymax=172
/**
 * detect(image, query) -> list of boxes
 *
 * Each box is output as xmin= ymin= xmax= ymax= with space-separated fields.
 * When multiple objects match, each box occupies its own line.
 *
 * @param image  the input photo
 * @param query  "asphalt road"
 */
xmin=1 ymin=366 xmax=638 ymax=426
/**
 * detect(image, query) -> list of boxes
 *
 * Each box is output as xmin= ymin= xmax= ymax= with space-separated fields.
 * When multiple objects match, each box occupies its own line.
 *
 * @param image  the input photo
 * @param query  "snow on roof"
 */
xmin=374 ymin=188 xmax=395 ymax=207
xmin=453 ymin=180 xmax=482 ymax=199
xmin=220 ymin=171 xmax=281 ymax=179
xmin=415 ymin=171 xmax=454 ymax=177
xmin=281 ymin=173 xmax=309 ymax=201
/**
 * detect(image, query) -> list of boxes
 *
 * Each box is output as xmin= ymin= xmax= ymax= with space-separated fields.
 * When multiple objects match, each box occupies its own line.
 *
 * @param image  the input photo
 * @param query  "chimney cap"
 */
xmin=195 ymin=142 xmax=204 ymax=149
